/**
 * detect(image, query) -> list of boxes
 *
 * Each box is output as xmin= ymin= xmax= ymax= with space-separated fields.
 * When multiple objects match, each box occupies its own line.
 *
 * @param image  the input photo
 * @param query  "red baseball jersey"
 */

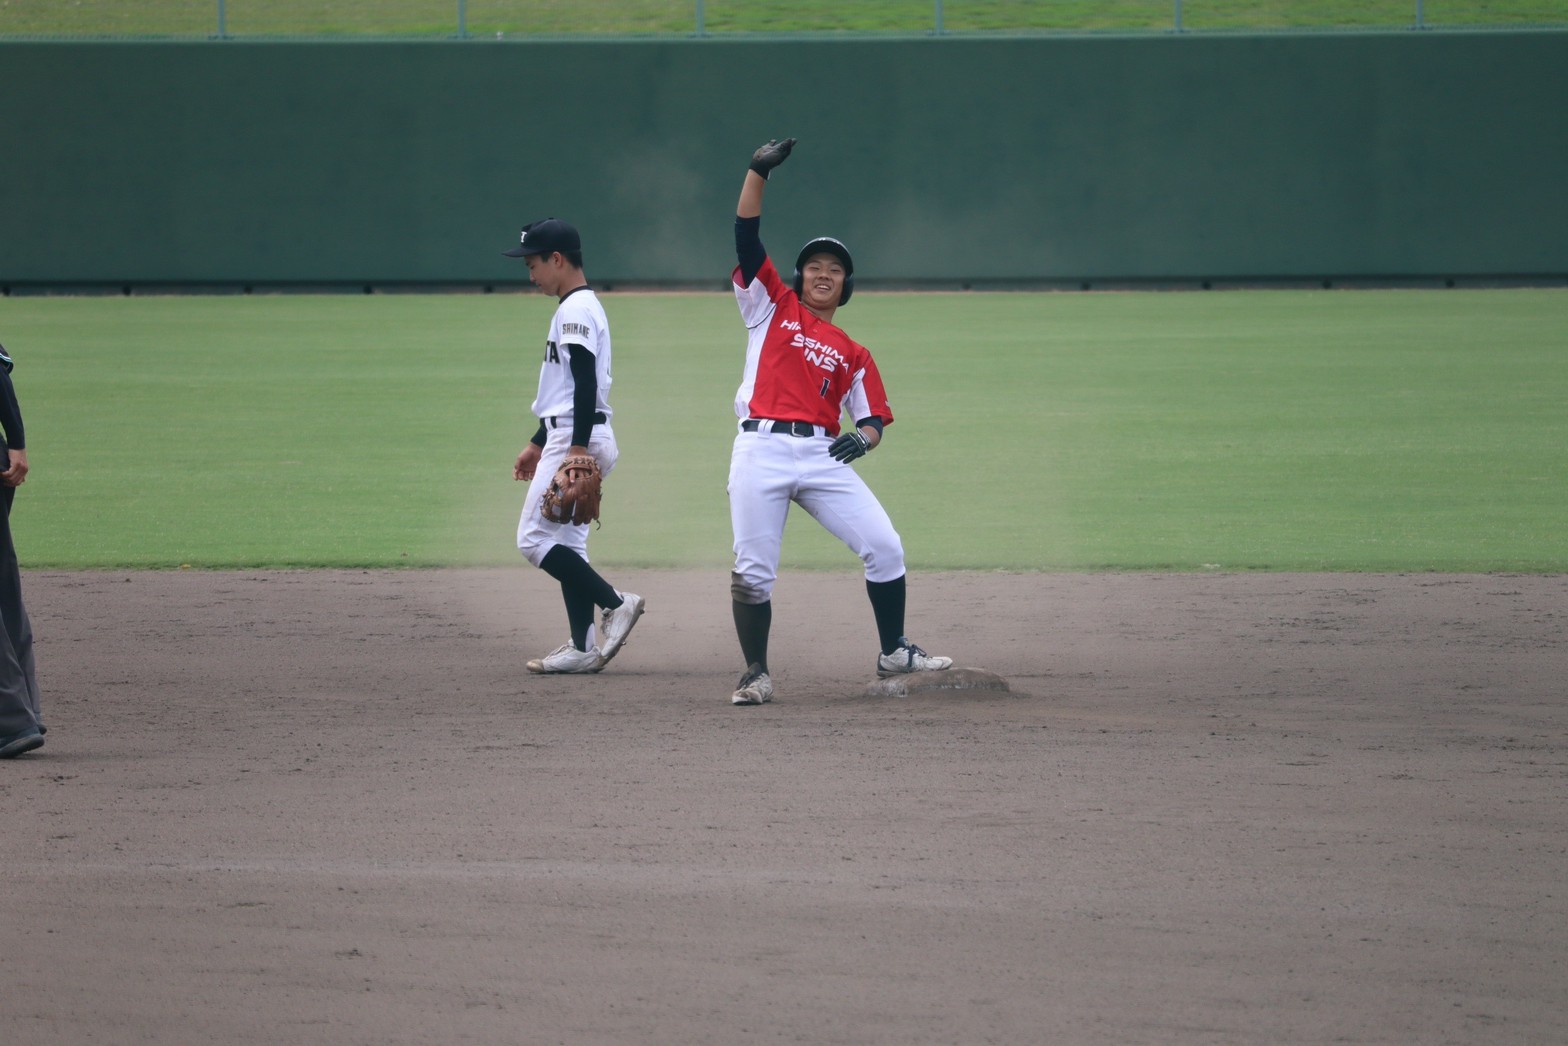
xmin=731 ymin=257 xmax=893 ymax=436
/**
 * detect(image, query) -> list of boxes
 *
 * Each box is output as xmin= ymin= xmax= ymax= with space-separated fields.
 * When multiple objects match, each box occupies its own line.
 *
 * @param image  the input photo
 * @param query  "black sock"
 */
xmin=732 ymin=599 xmax=772 ymax=673
xmin=540 ymin=546 xmax=620 ymax=650
xmin=865 ymin=575 xmax=907 ymax=655
xmin=540 ymin=546 xmax=620 ymax=607
xmin=563 ymin=586 xmax=596 ymax=650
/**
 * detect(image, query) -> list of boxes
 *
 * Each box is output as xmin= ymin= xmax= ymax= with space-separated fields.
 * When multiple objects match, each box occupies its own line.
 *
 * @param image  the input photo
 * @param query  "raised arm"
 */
xmin=735 ymin=138 xmax=795 ymax=285
xmin=738 ymin=137 xmax=795 ymax=218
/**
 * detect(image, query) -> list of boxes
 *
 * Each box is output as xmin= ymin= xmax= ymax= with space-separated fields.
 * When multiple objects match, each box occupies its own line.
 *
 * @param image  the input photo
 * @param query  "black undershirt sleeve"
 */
xmin=0 ymin=367 xmax=25 ymax=450
xmin=734 ymin=215 xmax=766 ymax=287
xmin=566 ymin=344 xmax=598 ymax=448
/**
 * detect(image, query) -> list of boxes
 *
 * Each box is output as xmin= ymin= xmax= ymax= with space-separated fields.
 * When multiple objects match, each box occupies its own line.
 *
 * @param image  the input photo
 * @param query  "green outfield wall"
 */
xmin=2 ymin=32 xmax=1565 ymax=287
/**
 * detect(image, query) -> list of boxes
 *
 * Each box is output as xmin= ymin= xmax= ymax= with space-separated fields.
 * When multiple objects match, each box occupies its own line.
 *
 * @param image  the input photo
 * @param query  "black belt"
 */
xmin=546 ymin=412 xmax=607 ymax=429
xmin=742 ymin=419 xmax=819 ymax=437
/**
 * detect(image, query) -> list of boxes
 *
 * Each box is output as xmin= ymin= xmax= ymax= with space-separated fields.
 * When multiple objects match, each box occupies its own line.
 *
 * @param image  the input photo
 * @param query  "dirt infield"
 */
xmin=4 ymin=569 xmax=1565 ymax=1045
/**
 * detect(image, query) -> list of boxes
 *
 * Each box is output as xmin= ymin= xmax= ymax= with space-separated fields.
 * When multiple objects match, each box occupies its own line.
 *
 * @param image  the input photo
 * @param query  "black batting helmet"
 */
xmin=792 ymin=236 xmax=854 ymax=306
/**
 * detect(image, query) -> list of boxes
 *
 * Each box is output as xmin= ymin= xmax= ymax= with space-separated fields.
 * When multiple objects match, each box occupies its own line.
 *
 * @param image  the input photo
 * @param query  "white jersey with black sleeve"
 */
xmin=530 ymin=286 xmax=613 ymax=422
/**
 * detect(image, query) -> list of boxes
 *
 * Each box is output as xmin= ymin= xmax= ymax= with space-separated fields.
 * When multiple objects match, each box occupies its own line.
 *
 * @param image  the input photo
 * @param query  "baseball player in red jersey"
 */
xmin=505 ymin=218 xmax=644 ymax=674
xmin=726 ymin=138 xmax=952 ymax=706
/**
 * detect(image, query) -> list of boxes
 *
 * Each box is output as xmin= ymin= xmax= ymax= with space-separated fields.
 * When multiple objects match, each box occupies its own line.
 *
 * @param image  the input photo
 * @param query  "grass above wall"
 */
xmin=2 ymin=0 xmax=1562 ymax=36
xmin=4 ymin=287 xmax=1565 ymax=571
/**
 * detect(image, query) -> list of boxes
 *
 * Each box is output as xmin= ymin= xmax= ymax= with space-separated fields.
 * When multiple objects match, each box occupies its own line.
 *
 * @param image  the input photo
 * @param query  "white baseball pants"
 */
xmin=728 ymin=424 xmax=905 ymax=603
xmin=517 ymin=422 xmax=618 ymax=568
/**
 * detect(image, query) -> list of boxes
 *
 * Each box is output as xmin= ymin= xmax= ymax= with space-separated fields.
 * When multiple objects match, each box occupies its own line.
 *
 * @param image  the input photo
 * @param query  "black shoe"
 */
xmin=0 ymin=726 xmax=44 ymax=759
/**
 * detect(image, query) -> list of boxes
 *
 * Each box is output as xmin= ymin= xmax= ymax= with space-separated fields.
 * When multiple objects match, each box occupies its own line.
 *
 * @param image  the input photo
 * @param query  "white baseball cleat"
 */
xmin=731 ymin=663 xmax=774 ymax=705
xmin=597 ymin=592 xmax=645 ymax=666
xmin=527 ymin=642 xmax=605 ymax=675
xmin=876 ymin=639 xmax=953 ymax=677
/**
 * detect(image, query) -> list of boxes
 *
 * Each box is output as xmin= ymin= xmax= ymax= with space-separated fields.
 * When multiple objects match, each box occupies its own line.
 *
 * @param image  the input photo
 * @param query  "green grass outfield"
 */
xmin=4 ymin=287 xmax=1565 ymax=572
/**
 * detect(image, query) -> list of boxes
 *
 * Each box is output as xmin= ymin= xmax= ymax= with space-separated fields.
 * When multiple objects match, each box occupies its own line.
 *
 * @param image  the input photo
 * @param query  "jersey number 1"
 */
xmin=819 ymin=377 xmax=831 ymax=398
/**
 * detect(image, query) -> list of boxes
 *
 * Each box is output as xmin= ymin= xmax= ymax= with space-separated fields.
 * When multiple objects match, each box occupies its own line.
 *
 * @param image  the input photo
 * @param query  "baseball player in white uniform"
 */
xmin=726 ymin=139 xmax=951 ymax=706
xmin=505 ymin=218 xmax=644 ymax=674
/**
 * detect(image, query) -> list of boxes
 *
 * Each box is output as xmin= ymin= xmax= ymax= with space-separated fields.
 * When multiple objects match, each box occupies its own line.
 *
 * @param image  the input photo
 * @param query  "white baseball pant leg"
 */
xmin=517 ymin=423 xmax=618 ymax=568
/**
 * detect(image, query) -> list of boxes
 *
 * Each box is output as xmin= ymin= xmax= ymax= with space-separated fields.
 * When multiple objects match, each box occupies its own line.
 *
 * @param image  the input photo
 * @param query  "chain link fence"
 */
xmin=2 ymin=1 xmax=1565 ymax=39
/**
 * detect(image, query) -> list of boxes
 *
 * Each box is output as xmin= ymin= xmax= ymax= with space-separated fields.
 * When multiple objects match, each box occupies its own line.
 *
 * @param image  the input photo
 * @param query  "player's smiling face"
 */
xmin=800 ymin=253 xmax=845 ymax=312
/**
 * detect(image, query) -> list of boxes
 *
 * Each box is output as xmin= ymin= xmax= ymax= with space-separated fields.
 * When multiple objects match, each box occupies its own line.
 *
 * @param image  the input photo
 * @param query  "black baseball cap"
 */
xmin=795 ymin=236 xmax=853 ymax=276
xmin=503 ymin=218 xmax=581 ymax=258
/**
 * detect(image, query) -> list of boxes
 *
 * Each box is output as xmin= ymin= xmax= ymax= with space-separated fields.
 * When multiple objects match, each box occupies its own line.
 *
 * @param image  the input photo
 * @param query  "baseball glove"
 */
xmin=540 ymin=454 xmax=603 ymax=526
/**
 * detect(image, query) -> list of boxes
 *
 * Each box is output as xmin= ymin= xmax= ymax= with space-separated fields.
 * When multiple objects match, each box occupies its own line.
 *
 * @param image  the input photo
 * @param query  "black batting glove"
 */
xmin=749 ymin=137 xmax=797 ymax=179
xmin=828 ymin=429 xmax=870 ymax=463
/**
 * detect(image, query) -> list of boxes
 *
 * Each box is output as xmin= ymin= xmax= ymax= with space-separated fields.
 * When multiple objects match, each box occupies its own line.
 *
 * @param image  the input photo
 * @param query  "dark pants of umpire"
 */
xmin=0 ymin=481 xmax=42 ymax=738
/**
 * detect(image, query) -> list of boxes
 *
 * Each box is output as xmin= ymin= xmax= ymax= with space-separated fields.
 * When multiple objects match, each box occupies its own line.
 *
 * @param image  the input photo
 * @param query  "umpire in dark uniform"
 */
xmin=0 ymin=341 xmax=43 ymax=759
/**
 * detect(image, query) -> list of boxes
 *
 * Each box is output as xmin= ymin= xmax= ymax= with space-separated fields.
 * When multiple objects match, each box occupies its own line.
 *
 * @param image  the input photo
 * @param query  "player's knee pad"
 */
xmin=730 ymin=570 xmax=773 ymax=605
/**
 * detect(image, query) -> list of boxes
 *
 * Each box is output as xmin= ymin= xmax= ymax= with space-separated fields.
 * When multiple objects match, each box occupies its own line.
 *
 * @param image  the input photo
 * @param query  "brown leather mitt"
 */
xmin=540 ymin=454 xmax=603 ymax=526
